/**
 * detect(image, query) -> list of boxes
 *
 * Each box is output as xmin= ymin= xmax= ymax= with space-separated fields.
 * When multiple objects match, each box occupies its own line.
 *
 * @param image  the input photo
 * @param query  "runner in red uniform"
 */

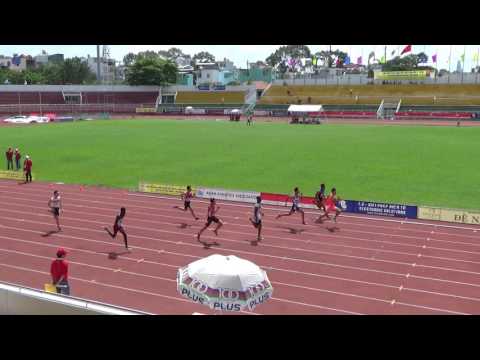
xmin=104 ymin=207 xmax=129 ymax=250
xmin=174 ymin=185 xmax=199 ymax=220
xmin=320 ymin=188 xmax=342 ymax=222
xmin=197 ymin=198 xmax=223 ymax=246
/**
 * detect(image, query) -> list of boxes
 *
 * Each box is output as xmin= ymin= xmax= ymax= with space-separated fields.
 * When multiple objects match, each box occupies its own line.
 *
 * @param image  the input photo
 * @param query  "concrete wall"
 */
xmin=0 ymin=281 xmax=148 ymax=315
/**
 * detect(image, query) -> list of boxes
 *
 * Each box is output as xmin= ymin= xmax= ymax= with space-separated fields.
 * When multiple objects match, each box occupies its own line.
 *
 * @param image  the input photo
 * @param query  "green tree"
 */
xmin=192 ymin=51 xmax=215 ymax=65
xmin=59 ymin=57 xmax=96 ymax=84
xmin=265 ymin=45 xmax=311 ymax=68
xmin=314 ymin=49 xmax=348 ymax=68
xmin=123 ymin=52 xmax=137 ymax=66
xmin=125 ymin=56 xmax=178 ymax=86
xmin=382 ymin=52 xmax=434 ymax=72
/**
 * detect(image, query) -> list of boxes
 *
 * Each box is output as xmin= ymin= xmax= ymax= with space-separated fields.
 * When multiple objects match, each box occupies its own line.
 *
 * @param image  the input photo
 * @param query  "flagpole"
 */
xmin=477 ymin=47 xmax=479 ymax=84
xmin=462 ymin=45 xmax=466 ymax=83
xmin=448 ymin=45 xmax=452 ymax=84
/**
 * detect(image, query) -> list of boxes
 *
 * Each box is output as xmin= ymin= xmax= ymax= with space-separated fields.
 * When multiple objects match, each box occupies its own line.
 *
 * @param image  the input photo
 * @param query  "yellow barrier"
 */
xmin=139 ymin=182 xmax=196 ymax=196
xmin=374 ymin=70 xmax=429 ymax=80
xmin=0 ymin=170 xmax=34 ymax=181
xmin=418 ymin=206 xmax=480 ymax=225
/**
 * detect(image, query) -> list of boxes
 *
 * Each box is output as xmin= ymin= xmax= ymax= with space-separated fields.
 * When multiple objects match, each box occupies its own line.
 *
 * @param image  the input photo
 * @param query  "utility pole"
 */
xmin=96 ymin=45 xmax=101 ymax=83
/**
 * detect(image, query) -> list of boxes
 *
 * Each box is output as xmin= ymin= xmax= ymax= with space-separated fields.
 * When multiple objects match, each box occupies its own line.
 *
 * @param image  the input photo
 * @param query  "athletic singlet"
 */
xmin=50 ymin=196 xmax=61 ymax=209
xmin=184 ymin=191 xmax=193 ymax=202
xmin=254 ymin=203 xmax=262 ymax=221
xmin=208 ymin=204 xmax=216 ymax=217
xmin=315 ymin=190 xmax=325 ymax=202
xmin=116 ymin=214 xmax=124 ymax=227
xmin=325 ymin=194 xmax=337 ymax=207
xmin=292 ymin=193 xmax=300 ymax=206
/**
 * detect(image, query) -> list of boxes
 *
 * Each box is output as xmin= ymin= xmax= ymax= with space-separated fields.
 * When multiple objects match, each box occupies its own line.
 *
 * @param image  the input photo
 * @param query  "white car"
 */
xmin=3 ymin=115 xmax=51 ymax=124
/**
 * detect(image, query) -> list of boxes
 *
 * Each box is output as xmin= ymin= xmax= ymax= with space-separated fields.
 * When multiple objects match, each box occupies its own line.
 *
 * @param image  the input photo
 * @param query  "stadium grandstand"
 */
xmin=256 ymin=84 xmax=480 ymax=120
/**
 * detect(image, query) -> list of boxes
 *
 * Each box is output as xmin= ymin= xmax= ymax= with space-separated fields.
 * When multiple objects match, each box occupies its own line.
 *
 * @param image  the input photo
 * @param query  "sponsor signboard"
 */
xmin=205 ymin=109 xmax=226 ymax=115
xmin=138 ymin=182 xmax=194 ymax=196
xmin=0 ymin=170 xmax=33 ymax=181
xmin=418 ymin=206 xmax=480 ymax=225
xmin=196 ymin=187 xmax=260 ymax=203
xmin=135 ymin=107 xmax=157 ymax=113
xmin=345 ymin=200 xmax=417 ymax=218
xmin=254 ymin=110 xmax=269 ymax=116
xmin=198 ymin=85 xmax=210 ymax=91
xmin=374 ymin=70 xmax=429 ymax=80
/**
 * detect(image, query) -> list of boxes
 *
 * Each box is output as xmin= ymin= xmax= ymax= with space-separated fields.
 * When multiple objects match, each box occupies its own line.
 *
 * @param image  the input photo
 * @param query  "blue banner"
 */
xmin=198 ymin=85 xmax=210 ymax=90
xmin=213 ymin=85 xmax=226 ymax=91
xmin=345 ymin=200 xmax=417 ymax=219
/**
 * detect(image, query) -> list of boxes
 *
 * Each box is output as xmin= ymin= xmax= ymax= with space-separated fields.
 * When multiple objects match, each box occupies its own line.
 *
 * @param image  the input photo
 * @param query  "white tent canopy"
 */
xmin=287 ymin=104 xmax=323 ymax=113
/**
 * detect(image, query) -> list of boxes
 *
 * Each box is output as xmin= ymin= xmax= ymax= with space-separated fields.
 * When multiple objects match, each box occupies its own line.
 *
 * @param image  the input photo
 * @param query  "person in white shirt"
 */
xmin=48 ymin=190 xmax=62 ymax=231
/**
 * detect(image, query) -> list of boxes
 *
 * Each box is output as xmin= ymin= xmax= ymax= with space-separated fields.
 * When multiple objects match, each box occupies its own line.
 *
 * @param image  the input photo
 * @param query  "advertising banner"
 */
xmin=346 ymin=200 xmax=417 ymax=218
xmin=136 ymin=107 xmax=157 ymax=113
xmin=418 ymin=206 xmax=480 ymax=225
xmin=139 ymin=182 xmax=194 ymax=196
xmin=196 ymin=187 xmax=260 ymax=203
xmin=0 ymin=170 xmax=31 ymax=181
xmin=374 ymin=70 xmax=429 ymax=80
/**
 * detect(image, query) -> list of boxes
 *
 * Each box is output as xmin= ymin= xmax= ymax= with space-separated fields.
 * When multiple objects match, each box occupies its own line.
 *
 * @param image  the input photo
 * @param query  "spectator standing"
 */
xmin=23 ymin=155 xmax=33 ymax=183
xmin=5 ymin=147 xmax=13 ymax=170
xmin=14 ymin=148 xmax=21 ymax=171
xmin=50 ymin=248 xmax=70 ymax=295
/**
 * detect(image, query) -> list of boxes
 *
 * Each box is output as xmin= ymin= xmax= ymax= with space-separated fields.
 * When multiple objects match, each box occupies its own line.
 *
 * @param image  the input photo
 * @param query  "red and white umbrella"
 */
xmin=177 ymin=254 xmax=273 ymax=312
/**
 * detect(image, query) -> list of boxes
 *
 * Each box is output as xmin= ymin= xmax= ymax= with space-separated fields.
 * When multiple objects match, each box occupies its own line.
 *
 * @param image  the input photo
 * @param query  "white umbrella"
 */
xmin=177 ymin=254 xmax=273 ymax=312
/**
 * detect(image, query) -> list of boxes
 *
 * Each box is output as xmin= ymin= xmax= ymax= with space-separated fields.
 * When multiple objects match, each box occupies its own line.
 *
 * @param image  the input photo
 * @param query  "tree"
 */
xmin=167 ymin=47 xmax=186 ymax=60
xmin=123 ymin=52 xmax=137 ymax=66
xmin=382 ymin=52 xmax=434 ymax=72
xmin=136 ymin=51 xmax=159 ymax=60
xmin=125 ymin=56 xmax=178 ymax=86
xmin=59 ymin=57 xmax=97 ymax=84
xmin=192 ymin=51 xmax=215 ymax=65
xmin=314 ymin=49 xmax=348 ymax=68
xmin=265 ymin=45 xmax=311 ymax=68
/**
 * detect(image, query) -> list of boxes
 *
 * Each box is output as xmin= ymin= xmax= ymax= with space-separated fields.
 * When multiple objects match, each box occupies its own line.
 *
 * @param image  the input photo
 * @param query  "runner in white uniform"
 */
xmin=249 ymin=196 xmax=264 ymax=242
xmin=276 ymin=187 xmax=306 ymax=225
xmin=174 ymin=185 xmax=199 ymax=220
xmin=48 ymin=190 xmax=62 ymax=231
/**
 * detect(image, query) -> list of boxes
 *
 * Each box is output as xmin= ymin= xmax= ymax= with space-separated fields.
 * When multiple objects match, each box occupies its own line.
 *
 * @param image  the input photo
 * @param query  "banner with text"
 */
xmin=260 ymin=192 xmax=317 ymax=209
xmin=0 ymin=170 xmax=33 ymax=181
xmin=136 ymin=107 xmax=157 ymax=113
xmin=139 ymin=182 xmax=194 ymax=196
xmin=374 ymin=70 xmax=429 ymax=80
xmin=418 ymin=206 xmax=480 ymax=225
xmin=196 ymin=187 xmax=260 ymax=203
xmin=346 ymin=200 xmax=417 ymax=218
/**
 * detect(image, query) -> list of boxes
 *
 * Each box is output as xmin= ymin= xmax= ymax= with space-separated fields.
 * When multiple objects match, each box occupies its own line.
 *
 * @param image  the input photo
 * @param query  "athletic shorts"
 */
xmin=114 ymin=224 xmax=125 ymax=233
xmin=52 ymin=207 xmax=60 ymax=217
xmin=184 ymin=201 xmax=191 ymax=210
xmin=252 ymin=219 xmax=262 ymax=227
xmin=206 ymin=216 xmax=220 ymax=226
xmin=290 ymin=204 xmax=301 ymax=213
xmin=326 ymin=205 xmax=339 ymax=213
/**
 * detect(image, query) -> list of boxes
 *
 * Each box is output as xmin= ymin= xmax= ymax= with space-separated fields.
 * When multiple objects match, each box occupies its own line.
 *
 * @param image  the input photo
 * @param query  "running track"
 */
xmin=1 ymin=179 xmax=480 ymax=315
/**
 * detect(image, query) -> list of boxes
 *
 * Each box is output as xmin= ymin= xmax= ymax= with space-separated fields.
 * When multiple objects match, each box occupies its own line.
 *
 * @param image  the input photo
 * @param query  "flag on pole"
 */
xmin=357 ymin=56 xmax=362 ymax=65
xmin=380 ymin=55 xmax=386 ymax=64
xmin=401 ymin=45 xmax=412 ymax=55
xmin=460 ymin=53 xmax=465 ymax=63
xmin=391 ymin=50 xmax=396 ymax=56
xmin=345 ymin=56 xmax=351 ymax=65
xmin=472 ymin=53 xmax=479 ymax=63
xmin=432 ymin=54 xmax=437 ymax=63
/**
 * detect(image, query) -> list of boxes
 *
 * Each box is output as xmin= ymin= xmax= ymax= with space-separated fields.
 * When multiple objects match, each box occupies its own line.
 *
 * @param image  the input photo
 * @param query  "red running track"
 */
xmin=1 ymin=179 xmax=480 ymax=315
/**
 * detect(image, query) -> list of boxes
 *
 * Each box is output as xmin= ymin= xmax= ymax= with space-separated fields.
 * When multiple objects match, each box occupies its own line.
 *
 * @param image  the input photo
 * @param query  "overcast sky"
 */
xmin=1 ymin=45 xmax=479 ymax=71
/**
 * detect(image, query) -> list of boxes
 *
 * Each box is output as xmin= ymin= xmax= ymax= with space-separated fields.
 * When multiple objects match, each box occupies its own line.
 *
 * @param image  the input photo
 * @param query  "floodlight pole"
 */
xmin=97 ymin=45 xmax=101 ymax=84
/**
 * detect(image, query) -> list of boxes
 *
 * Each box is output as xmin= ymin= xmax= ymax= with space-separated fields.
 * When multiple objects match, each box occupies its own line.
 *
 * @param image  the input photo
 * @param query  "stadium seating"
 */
xmin=175 ymin=91 xmax=245 ymax=104
xmin=81 ymin=92 xmax=158 ymax=104
xmin=259 ymin=84 xmax=480 ymax=106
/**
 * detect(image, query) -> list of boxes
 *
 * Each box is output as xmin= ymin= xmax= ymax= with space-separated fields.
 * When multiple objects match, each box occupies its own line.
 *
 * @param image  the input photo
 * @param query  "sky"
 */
xmin=1 ymin=45 xmax=479 ymax=72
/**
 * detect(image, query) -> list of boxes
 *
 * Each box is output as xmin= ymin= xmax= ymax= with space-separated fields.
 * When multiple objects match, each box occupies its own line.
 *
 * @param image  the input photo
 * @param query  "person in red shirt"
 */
xmin=14 ymin=148 xmax=21 ymax=171
xmin=5 ymin=147 xmax=13 ymax=170
xmin=50 ymin=248 xmax=70 ymax=295
xmin=197 ymin=198 xmax=223 ymax=247
xmin=23 ymin=155 xmax=32 ymax=183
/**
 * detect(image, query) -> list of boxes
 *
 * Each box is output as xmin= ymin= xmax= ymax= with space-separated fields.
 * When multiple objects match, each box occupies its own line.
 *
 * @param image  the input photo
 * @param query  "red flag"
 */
xmin=401 ymin=45 xmax=412 ymax=55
